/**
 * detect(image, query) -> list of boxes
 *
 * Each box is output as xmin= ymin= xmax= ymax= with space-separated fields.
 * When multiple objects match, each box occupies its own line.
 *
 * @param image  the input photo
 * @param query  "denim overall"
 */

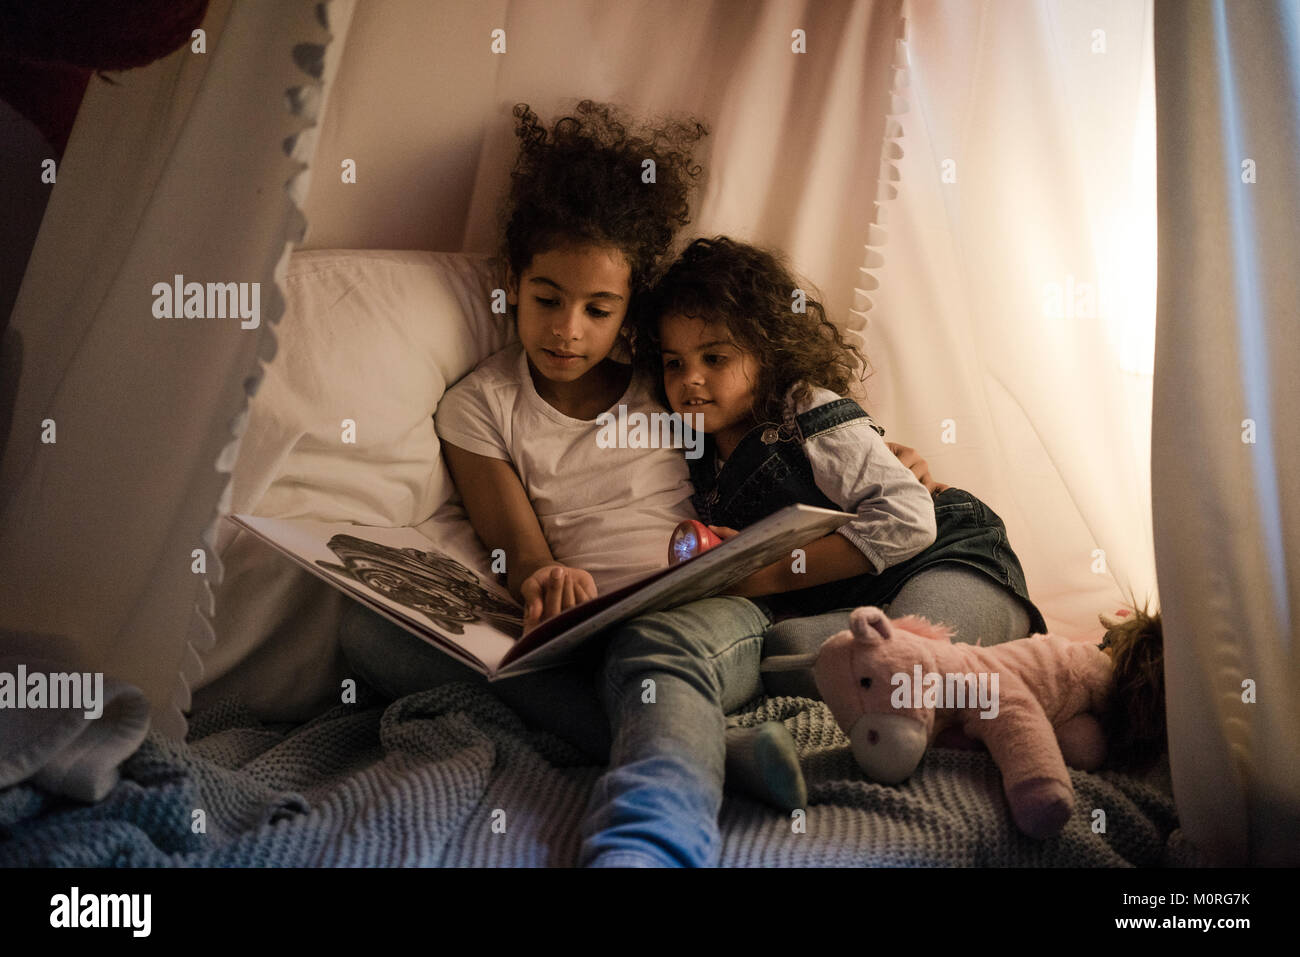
xmin=688 ymin=397 xmax=1049 ymax=635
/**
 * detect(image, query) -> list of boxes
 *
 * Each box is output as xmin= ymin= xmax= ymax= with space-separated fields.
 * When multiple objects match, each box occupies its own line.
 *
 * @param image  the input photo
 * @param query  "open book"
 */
xmin=229 ymin=504 xmax=852 ymax=679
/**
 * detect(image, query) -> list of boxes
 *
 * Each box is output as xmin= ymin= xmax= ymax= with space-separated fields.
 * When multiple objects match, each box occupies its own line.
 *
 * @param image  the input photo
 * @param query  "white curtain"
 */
xmin=865 ymin=0 xmax=1159 ymax=639
xmin=0 ymin=0 xmax=354 ymax=739
xmin=1152 ymin=0 xmax=1300 ymax=866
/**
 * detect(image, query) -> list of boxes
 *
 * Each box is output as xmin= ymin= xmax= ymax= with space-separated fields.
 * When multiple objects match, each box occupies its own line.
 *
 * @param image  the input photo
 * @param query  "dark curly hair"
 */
xmin=1099 ymin=595 xmax=1166 ymax=770
xmin=635 ymin=237 xmax=870 ymax=424
xmin=501 ymin=101 xmax=708 ymax=298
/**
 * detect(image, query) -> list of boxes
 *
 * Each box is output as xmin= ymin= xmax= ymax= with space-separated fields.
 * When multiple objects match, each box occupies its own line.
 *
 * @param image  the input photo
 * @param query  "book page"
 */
xmin=234 ymin=503 xmax=851 ymax=679
xmin=230 ymin=515 xmax=521 ymax=673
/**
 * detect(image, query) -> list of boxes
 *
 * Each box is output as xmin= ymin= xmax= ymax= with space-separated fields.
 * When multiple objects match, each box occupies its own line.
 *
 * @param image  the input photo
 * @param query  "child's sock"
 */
xmin=723 ymin=721 xmax=807 ymax=812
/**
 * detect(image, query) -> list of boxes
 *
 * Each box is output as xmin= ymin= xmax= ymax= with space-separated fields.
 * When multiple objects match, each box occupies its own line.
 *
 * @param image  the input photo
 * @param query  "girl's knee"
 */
xmin=886 ymin=564 xmax=1030 ymax=646
xmin=600 ymin=623 xmax=707 ymax=688
xmin=604 ymin=600 xmax=765 ymax=665
xmin=599 ymin=609 xmax=760 ymax=701
xmin=340 ymin=602 xmax=481 ymax=698
xmin=763 ymin=610 xmax=852 ymax=658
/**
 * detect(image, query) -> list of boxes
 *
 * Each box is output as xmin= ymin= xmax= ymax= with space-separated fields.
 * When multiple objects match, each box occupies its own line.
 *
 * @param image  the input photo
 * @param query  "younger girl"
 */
xmin=639 ymin=237 xmax=1048 ymax=691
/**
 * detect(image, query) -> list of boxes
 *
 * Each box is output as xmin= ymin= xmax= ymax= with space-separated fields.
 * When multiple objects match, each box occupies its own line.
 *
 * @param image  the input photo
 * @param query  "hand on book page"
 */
xmin=521 ymin=563 xmax=598 ymax=634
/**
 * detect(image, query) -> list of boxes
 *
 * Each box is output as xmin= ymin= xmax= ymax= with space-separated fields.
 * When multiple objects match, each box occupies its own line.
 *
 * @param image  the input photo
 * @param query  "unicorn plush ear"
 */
xmin=891 ymin=614 xmax=957 ymax=644
xmin=849 ymin=606 xmax=893 ymax=643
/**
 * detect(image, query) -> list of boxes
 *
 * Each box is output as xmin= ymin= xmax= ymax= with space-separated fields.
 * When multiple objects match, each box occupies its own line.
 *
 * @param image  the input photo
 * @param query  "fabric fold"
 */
xmin=0 ymin=631 xmax=151 ymax=803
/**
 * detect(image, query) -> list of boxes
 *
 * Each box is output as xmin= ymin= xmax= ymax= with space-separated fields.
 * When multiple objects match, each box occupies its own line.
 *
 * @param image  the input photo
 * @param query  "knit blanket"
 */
xmin=0 ymin=682 xmax=1198 ymax=867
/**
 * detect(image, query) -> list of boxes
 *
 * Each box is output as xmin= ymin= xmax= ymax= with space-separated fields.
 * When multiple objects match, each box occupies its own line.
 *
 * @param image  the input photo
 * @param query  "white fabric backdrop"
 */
xmin=1152 ymin=0 xmax=1300 ymax=866
xmin=0 ymin=0 xmax=354 ymax=739
xmin=865 ymin=0 xmax=1159 ymax=637
xmin=302 ymin=0 xmax=902 ymax=346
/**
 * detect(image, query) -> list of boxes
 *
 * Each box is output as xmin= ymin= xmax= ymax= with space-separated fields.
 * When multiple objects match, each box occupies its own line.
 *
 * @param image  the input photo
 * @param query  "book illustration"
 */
xmin=231 ymin=503 xmax=852 ymax=679
xmin=315 ymin=533 xmax=522 ymax=638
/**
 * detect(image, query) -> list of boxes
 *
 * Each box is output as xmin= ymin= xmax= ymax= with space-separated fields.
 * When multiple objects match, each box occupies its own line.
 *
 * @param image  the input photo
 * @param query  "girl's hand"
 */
xmin=887 ymin=442 xmax=951 ymax=495
xmin=707 ymin=525 xmax=740 ymax=541
xmin=520 ymin=564 xmax=598 ymax=633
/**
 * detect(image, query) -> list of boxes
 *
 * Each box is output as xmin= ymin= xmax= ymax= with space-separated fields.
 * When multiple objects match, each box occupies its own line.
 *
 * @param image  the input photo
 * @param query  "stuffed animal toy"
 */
xmin=813 ymin=606 xmax=1150 ymax=839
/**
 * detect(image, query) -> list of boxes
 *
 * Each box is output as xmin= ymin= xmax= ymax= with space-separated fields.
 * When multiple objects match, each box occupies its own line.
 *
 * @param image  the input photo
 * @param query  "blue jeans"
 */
xmin=578 ymin=595 xmax=771 ymax=868
xmin=338 ymin=602 xmax=610 ymax=762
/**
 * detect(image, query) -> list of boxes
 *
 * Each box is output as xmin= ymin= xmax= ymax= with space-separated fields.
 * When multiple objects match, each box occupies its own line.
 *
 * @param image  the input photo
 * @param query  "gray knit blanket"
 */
xmin=0 ymin=682 xmax=1197 ymax=866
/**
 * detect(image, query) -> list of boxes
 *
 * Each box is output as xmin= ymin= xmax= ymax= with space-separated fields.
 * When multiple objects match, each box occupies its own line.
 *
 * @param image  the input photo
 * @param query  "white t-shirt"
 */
xmin=434 ymin=342 xmax=697 ymax=593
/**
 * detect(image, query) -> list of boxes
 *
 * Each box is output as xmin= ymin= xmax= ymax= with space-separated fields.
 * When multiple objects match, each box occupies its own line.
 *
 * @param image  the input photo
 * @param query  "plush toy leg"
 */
xmin=1055 ymin=713 xmax=1107 ymax=771
xmin=1006 ymin=777 xmax=1074 ymax=839
xmin=970 ymin=681 xmax=1075 ymax=839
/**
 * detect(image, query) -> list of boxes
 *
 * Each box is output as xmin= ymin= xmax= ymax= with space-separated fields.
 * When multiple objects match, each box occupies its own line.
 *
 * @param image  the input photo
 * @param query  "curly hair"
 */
xmin=1099 ymin=595 xmax=1166 ymax=770
xmin=501 ymin=101 xmax=708 ymax=297
xmin=635 ymin=236 xmax=869 ymax=423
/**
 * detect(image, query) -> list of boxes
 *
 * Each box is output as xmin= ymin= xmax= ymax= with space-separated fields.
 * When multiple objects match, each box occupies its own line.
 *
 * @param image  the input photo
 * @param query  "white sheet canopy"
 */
xmin=2 ymin=0 xmax=1296 ymax=864
xmin=1 ymin=0 xmax=356 ymax=739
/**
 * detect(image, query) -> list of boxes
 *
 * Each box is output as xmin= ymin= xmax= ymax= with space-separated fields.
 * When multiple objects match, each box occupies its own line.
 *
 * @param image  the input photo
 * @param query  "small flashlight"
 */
xmin=668 ymin=520 xmax=724 ymax=565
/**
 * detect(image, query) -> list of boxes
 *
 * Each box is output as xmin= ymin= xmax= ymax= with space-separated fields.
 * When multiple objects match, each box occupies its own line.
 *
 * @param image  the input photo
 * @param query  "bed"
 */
xmin=1 ymin=679 xmax=1191 ymax=867
xmin=0 ymin=248 xmax=1192 ymax=867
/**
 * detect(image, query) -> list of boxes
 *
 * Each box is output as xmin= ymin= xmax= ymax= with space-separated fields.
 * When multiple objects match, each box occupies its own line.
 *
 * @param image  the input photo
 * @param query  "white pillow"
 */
xmin=193 ymin=249 xmax=513 ymax=722
xmin=232 ymin=249 xmax=511 ymax=524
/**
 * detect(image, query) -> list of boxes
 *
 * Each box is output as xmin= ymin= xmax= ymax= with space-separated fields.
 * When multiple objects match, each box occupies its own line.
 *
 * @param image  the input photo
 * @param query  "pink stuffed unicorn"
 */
xmin=813 ymin=606 xmax=1114 ymax=839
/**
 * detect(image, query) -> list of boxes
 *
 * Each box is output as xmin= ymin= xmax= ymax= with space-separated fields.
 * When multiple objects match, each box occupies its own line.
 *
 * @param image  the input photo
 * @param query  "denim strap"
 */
xmin=793 ymin=397 xmax=885 ymax=442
